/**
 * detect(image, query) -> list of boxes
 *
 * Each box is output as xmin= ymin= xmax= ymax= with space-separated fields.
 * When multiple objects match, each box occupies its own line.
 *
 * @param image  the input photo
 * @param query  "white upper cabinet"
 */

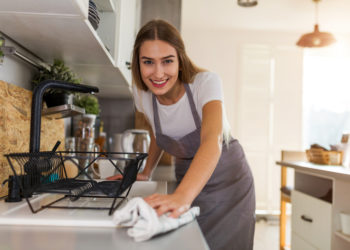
xmin=115 ymin=0 xmax=140 ymax=85
xmin=0 ymin=0 xmax=140 ymax=97
xmin=0 ymin=0 xmax=89 ymax=16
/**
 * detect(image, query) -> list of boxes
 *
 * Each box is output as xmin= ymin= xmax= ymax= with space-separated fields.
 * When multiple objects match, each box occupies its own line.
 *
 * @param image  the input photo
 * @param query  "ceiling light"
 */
xmin=237 ymin=0 xmax=258 ymax=7
xmin=296 ymin=0 xmax=336 ymax=48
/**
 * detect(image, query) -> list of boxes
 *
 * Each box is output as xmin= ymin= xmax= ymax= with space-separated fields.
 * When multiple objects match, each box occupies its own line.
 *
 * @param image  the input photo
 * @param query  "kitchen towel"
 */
xmin=112 ymin=197 xmax=200 ymax=242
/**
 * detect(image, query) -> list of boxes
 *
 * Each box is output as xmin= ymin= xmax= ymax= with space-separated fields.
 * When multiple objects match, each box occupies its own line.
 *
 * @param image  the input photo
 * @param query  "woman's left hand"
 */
xmin=144 ymin=193 xmax=191 ymax=218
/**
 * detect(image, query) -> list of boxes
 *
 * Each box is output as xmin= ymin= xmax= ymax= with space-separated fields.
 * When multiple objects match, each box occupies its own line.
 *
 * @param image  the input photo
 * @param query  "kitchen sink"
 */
xmin=0 ymin=181 xmax=167 ymax=227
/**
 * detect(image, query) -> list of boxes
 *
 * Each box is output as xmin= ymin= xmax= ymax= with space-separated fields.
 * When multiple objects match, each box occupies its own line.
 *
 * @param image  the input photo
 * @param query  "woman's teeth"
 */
xmin=152 ymin=79 xmax=167 ymax=85
xmin=151 ymin=79 xmax=168 ymax=88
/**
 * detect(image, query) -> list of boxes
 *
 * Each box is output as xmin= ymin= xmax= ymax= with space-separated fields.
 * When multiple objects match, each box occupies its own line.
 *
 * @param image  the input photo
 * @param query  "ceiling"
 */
xmin=183 ymin=0 xmax=350 ymax=34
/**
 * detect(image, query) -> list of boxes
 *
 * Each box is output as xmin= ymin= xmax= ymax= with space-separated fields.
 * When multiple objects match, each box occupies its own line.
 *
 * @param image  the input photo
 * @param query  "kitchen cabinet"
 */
xmin=276 ymin=160 xmax=350 ymax=250
xmin=0 ymin=0 xmax=140 ymax=98
xmin=291 ymin=232 xmax=317 ymax=250
xmin=291 ymin=190 xmax=331 ymax=250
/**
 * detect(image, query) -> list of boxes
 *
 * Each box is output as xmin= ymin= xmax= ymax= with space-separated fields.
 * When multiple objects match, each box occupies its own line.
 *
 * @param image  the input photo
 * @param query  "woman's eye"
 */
xmin=163 ymin=59 xmax=173 ymax=64
xmin=142 ymin=60 xmax=153 ymax=65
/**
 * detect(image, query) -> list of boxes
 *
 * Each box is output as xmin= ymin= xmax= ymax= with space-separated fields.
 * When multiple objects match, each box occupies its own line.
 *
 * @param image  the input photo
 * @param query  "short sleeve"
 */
xmin=195 ymin=72 xmax=224 ymax=109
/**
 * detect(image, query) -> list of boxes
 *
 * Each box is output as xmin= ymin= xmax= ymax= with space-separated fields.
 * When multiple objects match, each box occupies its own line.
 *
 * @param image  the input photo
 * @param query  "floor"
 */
xmin=253 ymin=215 xmax=291 ymax=250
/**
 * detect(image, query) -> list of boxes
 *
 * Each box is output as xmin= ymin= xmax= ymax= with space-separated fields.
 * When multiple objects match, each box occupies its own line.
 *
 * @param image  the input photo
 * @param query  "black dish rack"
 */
xmin=5 ymin=151 xmax=147 ymax=215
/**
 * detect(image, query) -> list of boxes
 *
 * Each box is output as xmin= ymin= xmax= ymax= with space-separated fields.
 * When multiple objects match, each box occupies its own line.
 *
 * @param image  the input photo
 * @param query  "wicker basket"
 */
xmin=306 ymin=148 xmax=343 ymax=165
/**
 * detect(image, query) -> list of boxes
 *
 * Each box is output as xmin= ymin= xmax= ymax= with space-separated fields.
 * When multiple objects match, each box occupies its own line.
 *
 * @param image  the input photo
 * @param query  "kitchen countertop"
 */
xmin=0 ymin=220 xmax=207 ymax=250
xmin=0 ymin=182 xmax=169 ymax=227
xmin=0 ymin=179 xmax=208 ymax=250
xmin=276 ymin=160 xmax=350 ymax=181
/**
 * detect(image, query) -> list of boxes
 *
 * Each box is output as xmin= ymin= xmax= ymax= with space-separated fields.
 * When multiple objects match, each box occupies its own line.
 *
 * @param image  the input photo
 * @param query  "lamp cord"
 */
xmin=315 ymin=0 xmax=319 ymax=25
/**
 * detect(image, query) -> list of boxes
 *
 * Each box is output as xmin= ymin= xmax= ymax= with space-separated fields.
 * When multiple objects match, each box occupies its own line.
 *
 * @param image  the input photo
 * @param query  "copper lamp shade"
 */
xmin=238 ymin=0 xmax=257 ymax=7
xmin=296 ymin=24 xmax=337 ymax=48
xmin=296 ymin=0 xmax=336 ymax=48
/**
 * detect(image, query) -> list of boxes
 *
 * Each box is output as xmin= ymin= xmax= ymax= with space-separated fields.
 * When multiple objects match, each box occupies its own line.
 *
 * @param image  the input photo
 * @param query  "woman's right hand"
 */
xmin=106 ymin=172 xmax=150 ymax=181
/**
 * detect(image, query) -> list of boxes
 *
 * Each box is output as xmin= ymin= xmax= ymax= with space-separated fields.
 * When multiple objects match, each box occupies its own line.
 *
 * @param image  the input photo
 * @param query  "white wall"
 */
xmin=181 ymin=27 xmax=303 ymax=132
xmin=181 ymin=0 xmax=350 ymax=33
xmin=181 ymin=3 xmax=305 ymax=212
xmin=0 ymin=38 xmax=37 ymax=89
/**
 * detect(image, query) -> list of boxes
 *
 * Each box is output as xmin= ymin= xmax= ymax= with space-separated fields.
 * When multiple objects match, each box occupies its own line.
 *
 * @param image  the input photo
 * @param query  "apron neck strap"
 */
xmin=152 ymin=94 xmax=163 ymax=134
xmin=184 ymin=83 xmax=201 ymax=129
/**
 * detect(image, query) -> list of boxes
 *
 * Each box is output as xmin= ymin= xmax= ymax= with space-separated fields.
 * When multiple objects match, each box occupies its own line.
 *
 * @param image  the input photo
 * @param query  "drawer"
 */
xmin=291 ymin=190 xmax=332 ymax=250
xmin=292 ymin=232 xmax=317 ymax=250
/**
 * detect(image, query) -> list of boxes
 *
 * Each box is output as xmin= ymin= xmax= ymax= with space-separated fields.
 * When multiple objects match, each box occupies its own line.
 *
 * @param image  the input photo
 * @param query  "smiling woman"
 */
xmin=108 ymin=19 xmax=256 ymax=250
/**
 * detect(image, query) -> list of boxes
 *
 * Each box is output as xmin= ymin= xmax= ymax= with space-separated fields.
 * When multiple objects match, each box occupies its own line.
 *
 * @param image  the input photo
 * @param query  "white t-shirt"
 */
xmin=133 ymin=71 xmax=231 ymax=140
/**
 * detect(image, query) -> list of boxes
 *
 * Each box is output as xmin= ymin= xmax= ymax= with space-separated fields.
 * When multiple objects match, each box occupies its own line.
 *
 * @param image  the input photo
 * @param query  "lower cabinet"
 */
xmin=292 ymin=232 xmax=317 ymax=250
xmin=291 ymin=190 xmax=332 ymax=250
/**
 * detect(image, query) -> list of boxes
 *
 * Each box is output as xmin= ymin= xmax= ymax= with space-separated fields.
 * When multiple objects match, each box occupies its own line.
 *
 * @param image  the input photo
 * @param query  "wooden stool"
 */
xmin=280 ymin=150 xmax=306 ymax=250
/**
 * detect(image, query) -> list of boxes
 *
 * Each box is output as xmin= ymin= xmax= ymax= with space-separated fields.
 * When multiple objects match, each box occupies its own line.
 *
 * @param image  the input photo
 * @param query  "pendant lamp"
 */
xmin=238 ymin=0 xmax=257 ymax=7
xmin=296 ymin=0 xmax=336 ymax=48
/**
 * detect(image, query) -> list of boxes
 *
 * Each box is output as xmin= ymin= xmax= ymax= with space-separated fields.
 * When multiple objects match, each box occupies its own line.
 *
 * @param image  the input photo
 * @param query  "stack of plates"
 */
xmin=88 ymin=0 xmax=100 ymax=30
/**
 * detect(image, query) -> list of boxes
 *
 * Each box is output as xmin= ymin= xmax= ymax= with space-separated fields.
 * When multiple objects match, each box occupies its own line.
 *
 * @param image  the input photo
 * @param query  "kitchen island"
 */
xmin=0 ymin=180 xmax=208 ymax=250
xmin=276 ymin=160 xmax=350 ymax=250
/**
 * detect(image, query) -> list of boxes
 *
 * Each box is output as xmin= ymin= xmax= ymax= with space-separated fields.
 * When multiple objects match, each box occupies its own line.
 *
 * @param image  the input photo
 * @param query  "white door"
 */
xmin=236 ymin=44 xmax=303 ymax=213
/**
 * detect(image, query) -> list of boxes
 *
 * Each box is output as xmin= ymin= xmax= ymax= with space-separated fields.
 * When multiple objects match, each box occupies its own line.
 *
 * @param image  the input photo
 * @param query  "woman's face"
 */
xmin=139 ymin=40 xmax=181 ymax=99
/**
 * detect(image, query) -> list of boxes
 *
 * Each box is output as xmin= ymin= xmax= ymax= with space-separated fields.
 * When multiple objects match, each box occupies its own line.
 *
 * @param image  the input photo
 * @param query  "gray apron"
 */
xmin=152 ymin=83 xmax=255 ymax=250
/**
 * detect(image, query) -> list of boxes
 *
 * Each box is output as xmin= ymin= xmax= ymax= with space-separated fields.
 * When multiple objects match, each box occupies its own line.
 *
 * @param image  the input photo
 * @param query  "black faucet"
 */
xmin=30 ymin=80 xmax=99 ymax=153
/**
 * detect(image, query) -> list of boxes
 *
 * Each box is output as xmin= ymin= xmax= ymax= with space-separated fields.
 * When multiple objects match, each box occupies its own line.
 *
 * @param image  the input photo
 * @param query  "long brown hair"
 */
xmin=131 ymin=19 xmax=204 ymax=91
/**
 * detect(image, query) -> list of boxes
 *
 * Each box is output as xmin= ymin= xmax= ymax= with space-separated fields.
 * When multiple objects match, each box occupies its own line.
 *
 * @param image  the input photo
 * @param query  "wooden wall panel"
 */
xmin=0 ymin=80 xmax=65 ymax=197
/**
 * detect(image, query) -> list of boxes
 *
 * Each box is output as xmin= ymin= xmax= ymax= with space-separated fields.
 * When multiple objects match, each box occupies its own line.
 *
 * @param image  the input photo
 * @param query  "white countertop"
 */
xmin=0 ymin=181 xmax=167 ymax=227
xmin=0 ymin=220 xmax=208 ymax=250
xmin=0 ymin=180 xmax=208 ymax=250
xmin=276 ymin=160 xmax=350 ymax=181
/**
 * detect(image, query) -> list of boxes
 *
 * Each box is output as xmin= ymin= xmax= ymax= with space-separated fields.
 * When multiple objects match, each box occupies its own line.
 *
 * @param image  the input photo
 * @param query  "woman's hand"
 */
xmin=144 ymin=193 xmax=191 ymax=218
xmin=106 ymin=172 xmax=150 ymax=181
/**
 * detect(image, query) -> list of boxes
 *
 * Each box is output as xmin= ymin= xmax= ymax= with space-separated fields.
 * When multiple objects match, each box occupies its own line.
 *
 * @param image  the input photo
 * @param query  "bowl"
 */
xmin=340 ymin=212 xmax=350 ymax=235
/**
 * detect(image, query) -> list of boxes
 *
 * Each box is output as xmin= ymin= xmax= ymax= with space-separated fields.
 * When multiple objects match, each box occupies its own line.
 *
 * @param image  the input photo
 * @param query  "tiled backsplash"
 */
xmin=0 ymin=80 xmax=65 ymax=197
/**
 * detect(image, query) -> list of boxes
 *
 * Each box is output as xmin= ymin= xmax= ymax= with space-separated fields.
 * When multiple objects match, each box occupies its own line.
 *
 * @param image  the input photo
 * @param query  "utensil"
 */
xmin=75 ymin=137 xmax=100 ymax=178
xmin=24 ymin=141 xmax=61 ymax=174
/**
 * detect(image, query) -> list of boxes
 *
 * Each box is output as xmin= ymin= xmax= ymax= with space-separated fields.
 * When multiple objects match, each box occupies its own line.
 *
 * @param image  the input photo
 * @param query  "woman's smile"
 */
xmin=151 ymin=78 xmax=169 ymax=88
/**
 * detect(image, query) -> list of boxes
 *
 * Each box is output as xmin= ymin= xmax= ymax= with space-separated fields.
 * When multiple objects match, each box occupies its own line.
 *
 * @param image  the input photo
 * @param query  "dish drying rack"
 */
xmin=5 ymin=151 xmax=147 ymax=215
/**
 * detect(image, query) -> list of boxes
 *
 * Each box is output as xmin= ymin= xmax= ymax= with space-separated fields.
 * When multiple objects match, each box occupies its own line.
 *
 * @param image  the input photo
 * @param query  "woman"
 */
xmin=109 ymin=19 xmax=255 ymax=250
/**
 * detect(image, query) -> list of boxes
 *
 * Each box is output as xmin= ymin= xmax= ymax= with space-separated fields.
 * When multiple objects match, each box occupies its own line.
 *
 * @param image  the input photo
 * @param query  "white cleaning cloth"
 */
xmin=112 ymin=197 xmax=200 ymax=242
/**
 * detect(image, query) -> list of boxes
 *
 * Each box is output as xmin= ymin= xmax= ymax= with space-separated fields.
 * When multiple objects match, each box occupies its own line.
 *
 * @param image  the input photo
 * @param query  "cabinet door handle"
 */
xmin=301 ymin=215 xmax=313 ymax=223
xmin=125 ymin=61 xmax=131 ymax=70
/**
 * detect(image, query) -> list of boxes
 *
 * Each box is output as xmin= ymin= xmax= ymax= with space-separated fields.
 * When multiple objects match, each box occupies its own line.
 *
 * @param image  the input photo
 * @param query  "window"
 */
xmin=303 ymin=46 xmax=350 ymax=149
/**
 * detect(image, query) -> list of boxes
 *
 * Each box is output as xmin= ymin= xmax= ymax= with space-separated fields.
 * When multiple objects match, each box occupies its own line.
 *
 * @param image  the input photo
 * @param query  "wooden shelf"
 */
xmin=42 ymin=104 xmax=85 ymax=119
